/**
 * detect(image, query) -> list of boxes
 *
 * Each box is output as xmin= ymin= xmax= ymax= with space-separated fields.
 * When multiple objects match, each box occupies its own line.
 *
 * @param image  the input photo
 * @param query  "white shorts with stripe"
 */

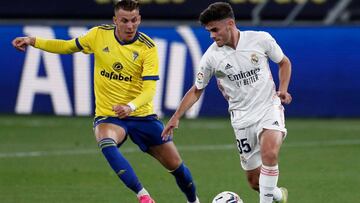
xmin=232 ymin=104 xmax=287 ymax=171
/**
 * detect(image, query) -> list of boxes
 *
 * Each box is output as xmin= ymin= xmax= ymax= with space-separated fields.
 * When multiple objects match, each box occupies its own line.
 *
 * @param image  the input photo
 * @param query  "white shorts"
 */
xmin=232 ymin=105 xmax=287 ymax=171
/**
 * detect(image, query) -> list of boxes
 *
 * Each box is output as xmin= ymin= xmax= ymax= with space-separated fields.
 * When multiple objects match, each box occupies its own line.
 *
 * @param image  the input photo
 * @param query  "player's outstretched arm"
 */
xmin=13 ymin=36 xmax=80 ymax=54
xmin=12 ymin=37 xmax=35 ymax=52
xmin=161 ymin=85 xmax=204 ymax=140
xmin=277 ymin=55 xmax=292 ymax=104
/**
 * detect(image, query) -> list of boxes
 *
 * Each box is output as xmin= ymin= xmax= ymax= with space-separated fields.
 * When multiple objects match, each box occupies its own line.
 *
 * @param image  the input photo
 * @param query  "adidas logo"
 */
xmin=225 ymin=63 xmax=233 ymax=70
xmin=103 ymin=47 xmax=109 ymax=52
xmin=272 ymin=121 xmax=279 ymax=126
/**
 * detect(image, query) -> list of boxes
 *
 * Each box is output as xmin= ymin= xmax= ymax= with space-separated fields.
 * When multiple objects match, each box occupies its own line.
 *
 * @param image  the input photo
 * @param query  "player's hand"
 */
xmin=277 ymin=91 xmax=292 ymax=104
xmin=161 ymin=117 xmax=179 ymax=141
xmin=112 ymin=104 xmax=132 ymax=119
xmin=12 ymin=37 xmax=34 ymax=52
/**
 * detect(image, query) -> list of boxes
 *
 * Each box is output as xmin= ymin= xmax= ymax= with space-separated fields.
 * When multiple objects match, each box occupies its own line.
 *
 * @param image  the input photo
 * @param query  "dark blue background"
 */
xmin=1 ymin=25 xmax=359 ymax=117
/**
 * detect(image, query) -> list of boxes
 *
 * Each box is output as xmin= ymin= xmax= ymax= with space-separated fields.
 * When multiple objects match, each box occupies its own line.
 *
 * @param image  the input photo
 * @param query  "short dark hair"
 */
xmin=199 ymin=2 xmax=235 ymax=25
xmin=114 ymin=0 xmax=140 ymax=13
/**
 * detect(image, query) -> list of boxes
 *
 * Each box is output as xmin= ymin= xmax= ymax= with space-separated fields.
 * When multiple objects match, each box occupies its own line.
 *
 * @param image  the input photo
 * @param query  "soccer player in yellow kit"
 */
xmin=12 ymin=1 xmax=199 ymax=203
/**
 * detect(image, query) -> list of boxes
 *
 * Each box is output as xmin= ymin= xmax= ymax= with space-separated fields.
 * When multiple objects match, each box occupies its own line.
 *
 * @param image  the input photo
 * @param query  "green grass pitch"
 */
xmin=0 ymin=115 xmax=359 ymax=203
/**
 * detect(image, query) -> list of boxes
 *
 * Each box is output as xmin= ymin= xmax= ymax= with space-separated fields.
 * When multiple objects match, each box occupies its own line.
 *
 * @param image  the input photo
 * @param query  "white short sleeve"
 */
xmin=195 ymin=52 xmax=214 ymax=90
xmin=261 ymin=32 xmax=284 ymax=63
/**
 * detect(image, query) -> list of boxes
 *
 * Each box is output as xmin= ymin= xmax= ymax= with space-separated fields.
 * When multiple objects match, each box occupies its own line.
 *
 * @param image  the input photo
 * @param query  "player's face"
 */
xmin=205 ymin=19 xmax=233 ymax=47
xmin=113 ymin=9 xmax=141 ymax=42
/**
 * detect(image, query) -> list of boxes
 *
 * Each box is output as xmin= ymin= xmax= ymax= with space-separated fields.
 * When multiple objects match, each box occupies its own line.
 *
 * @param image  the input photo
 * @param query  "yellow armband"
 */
xmin=34 ymin=38 xmax=80 ymax=54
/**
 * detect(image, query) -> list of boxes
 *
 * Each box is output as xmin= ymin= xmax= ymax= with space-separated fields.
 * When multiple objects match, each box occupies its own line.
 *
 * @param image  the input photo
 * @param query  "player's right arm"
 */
xmin=12 ymin=36 xmax=81 ymax=54
xmin=12 ymin=27 xmax=97 ymax=54
xmin=162 ymin=49 xmax=214 ymax=140
xmin=12 ymin=37 xmax=35 ymax=52
xmin=161 ymin=85 xmax=204 ymax=140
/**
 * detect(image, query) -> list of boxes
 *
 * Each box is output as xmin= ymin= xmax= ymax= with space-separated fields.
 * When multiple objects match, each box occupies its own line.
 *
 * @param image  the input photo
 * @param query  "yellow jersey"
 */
xmin=76 ymin=25 xmax=159 ymax=117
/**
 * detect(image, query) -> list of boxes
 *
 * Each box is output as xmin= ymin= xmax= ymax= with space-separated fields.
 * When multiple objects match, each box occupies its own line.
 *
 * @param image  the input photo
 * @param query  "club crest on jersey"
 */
xmin=251 ymin=53 xmax=259 ymax=65
xmin=112 ymin=62 xmax=123 ymax=72
xmin=132 ymin=51 xmax=139 ymax=61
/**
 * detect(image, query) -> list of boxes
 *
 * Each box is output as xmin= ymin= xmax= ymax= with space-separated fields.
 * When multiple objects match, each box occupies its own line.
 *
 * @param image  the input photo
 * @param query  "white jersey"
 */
xmin=195 ymin=30 xmax=284 ymax=128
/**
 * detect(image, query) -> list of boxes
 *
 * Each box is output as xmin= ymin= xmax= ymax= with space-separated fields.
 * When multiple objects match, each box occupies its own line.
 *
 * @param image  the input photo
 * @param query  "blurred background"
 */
xmin=1 ymin=0 xmax=360 ymax=117
xmin=1 ymin=1 xmax=360 ymax=203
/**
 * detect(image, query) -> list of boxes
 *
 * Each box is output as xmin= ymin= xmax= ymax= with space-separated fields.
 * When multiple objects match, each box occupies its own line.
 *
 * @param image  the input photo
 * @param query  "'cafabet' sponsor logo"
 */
xmin=100 ymin=69 xmax=132 ymax=82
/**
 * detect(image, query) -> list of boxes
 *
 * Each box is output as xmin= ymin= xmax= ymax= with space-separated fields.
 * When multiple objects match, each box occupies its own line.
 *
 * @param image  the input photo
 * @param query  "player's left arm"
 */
xmin=127 ymin=80 xmax=156 ymax=110
xmin=113 ymin=80 xmax=156 ymax=118
xmin=262 ymin=32 xmax=292 ymax=104
xmin=277 ymin=55 xmax=292 ymax=104
xmin=113 ymin=42 xmax=159 ymax=118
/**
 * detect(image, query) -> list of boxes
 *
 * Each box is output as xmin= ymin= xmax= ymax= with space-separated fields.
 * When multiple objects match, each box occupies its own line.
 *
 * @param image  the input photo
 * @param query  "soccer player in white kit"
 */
xmin=161 ymin=2 xmax=291 ymax=203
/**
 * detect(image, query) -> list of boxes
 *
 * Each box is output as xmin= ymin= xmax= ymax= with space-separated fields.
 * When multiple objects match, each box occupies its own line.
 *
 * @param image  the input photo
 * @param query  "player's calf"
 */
xmin=170 ymin=162 xmax=197 ymax=202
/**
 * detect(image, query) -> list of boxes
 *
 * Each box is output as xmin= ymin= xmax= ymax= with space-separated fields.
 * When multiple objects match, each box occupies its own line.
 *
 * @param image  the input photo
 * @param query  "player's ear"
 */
xmin=113 ymin=16 xmax=117 ymax=25
xmin=138 ymin=15 xmax=142 ymax=24
xmin=227 ymin=18 xmax=235 ymax=27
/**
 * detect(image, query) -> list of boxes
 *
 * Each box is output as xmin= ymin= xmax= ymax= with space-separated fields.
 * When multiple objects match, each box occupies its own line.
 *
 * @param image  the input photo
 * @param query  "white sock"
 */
xmin=259 ymin=164 xmax=279 ymax=203
xmin=273 ymin=187 xmax=283 ymax=201
xmin=136 ymin=188 xmax=149 ymax=198
xmin=188 ymin=196 xmax=199 ymax=203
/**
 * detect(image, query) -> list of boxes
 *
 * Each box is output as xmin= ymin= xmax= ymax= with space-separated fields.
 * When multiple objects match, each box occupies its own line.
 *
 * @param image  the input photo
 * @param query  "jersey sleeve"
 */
xmin=261 ymin=32 xmax=284 ymax=63
xmin=76 ymin=27 xmax=98 ymax=54
xmin=141 ymin=46 xmax=159 ymax=81
xmin=195 ymin=51 xmax=214 ymax=90
xmin=129 ymin=80 xmax=156 ymax=110
xmin=34 ymin=38 xmax=80 ymax=54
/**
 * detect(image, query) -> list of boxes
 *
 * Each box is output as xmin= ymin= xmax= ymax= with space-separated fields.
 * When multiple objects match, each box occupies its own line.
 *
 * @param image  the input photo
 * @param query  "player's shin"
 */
xmin=170 ymin=162 xmax=197 ymax=202
xmin=99 ymin=138 xmax=143 ymax=193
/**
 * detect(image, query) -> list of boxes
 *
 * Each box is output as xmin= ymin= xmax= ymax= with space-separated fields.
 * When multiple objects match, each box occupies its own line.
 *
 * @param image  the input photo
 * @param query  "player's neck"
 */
xmin=115 ymin=32 xmax=126 ymax=43
xmin=115 ymin=30 xmax=137 ymax=44
xmin=228 ymin=29 xmax=240 ymax=49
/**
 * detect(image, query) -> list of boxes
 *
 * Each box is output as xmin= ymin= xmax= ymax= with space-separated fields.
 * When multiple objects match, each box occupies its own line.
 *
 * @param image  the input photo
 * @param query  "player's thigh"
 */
xmin=259 ymin=129 xmax=283 ymax=153
xmin=148 ymin=141 xmax=182 ymax=171
xmin=258 ymin=105 xmax=287 ymax=161
xmin=234 ymin=125 xmax=262 ymax=171
xmin=258 ymin=104 xmax=287 ymax=142
xmin=127 ymin=117 xmax=182 ymax=170
xmin=259 ymin=129 xmax=283 ymax=165
xmin=94 ymin=123 xmax=127 ymax=143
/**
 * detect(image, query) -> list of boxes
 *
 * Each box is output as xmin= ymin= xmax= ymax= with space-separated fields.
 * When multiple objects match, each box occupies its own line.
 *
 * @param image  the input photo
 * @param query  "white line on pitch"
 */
xmin=0 ymin=139 xmax=359 ymax=158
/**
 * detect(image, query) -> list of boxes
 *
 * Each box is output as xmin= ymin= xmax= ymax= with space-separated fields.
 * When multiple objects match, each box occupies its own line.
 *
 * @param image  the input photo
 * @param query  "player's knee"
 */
xmin=95 ymin=126 xmax=125 ymax=144
xmin=148 ymin=144 xmax=182 ymax=170
xmin=165 ymin=156 xmax=182 ymax=171
xmin=261 ymin=149 xmax=278 ymax=164
xmin=159 ymin=144 xmax=183 ymax=169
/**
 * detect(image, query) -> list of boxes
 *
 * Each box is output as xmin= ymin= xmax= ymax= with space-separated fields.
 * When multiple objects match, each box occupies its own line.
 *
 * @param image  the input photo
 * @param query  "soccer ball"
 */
xmin=212 ymin=191 xmax=244 ymax=203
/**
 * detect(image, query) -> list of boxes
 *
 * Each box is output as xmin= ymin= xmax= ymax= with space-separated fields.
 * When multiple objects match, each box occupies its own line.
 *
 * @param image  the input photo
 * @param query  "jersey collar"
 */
xmin=114 ymin=30 xmax=140 ymax=45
